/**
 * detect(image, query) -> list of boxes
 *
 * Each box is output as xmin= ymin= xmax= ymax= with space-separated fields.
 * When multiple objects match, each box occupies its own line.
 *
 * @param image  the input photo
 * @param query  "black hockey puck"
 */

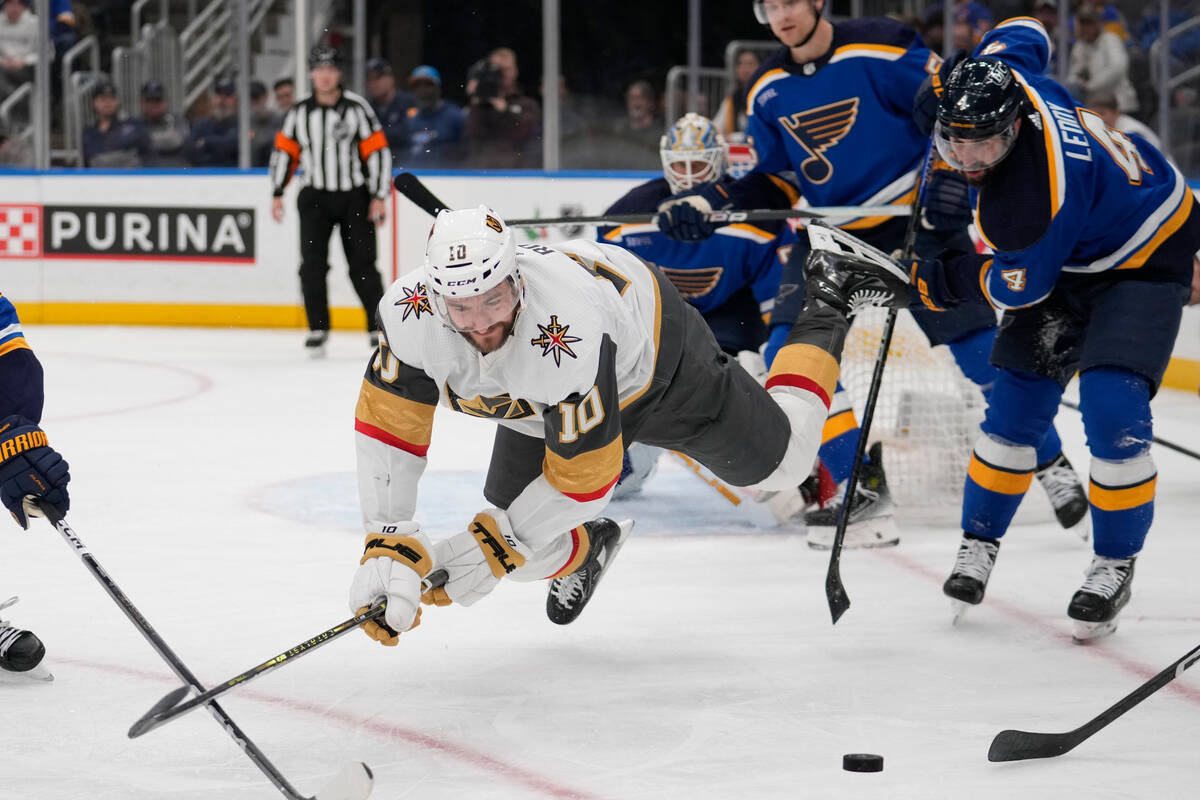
xmin=843 ymin=753 xmax=884 ymax=772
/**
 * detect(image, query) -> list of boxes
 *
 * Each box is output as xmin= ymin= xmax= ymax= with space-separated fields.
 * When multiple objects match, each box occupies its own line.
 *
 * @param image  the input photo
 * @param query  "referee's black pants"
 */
xmin=297 ymin=186 xmax=385 ymax=332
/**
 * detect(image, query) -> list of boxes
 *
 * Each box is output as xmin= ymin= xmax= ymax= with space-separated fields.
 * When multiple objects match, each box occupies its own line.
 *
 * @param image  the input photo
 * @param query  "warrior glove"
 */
xmin=0 ymin=415 xmax=70 ymax=529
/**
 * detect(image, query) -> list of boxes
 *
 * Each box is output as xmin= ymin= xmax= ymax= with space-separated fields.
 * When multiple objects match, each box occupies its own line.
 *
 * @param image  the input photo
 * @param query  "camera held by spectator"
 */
xmin=467 ymin=58 xmax=505 ymax=104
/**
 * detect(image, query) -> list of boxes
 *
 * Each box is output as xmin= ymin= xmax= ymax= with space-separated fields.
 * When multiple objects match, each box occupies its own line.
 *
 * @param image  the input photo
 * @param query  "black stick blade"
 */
xmin=128 ymin=685 xmax=192 ymax=738
xmin=825 ymin=563 xmax=850 ymax=624
xmin=988 ymin=729 xmax=1076 ymax=762
xmin=392 ymin=172 xmax=449 ymax=217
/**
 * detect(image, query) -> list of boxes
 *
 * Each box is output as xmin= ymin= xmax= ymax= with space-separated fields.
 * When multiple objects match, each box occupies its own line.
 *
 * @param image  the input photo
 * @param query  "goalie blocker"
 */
xmin=350 ymin=210 xmax=910 ymax=639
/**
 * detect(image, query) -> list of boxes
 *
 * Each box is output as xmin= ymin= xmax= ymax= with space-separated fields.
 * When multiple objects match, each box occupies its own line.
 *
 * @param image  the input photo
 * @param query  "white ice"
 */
xmin=4 ymin=325 xmax=1199 ymax=799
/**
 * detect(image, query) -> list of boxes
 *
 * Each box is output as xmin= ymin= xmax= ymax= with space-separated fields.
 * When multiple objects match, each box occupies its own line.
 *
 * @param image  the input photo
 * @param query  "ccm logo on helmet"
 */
xmin=447 ymin=278 xmax=478 ymax=287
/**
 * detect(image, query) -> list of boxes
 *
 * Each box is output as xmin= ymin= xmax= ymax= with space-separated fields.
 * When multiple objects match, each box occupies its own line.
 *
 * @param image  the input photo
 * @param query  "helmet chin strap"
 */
xmin=791 ymin=0 xmax=822 ymax=49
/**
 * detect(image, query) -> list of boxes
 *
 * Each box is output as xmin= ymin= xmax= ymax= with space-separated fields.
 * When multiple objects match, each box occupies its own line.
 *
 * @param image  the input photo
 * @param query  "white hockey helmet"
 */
xmin=423 ymin=205 xmax=522 ymax=330
xmin=660 ymin=112 xmax=727 ymax=194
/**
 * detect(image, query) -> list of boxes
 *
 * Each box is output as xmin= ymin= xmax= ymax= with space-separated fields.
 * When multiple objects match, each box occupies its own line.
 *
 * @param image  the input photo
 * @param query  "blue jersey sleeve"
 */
xmin=974 ymin=17 xmax=1053 ymax=75
xmin=0 ymin=295 xmax=45 ymax=422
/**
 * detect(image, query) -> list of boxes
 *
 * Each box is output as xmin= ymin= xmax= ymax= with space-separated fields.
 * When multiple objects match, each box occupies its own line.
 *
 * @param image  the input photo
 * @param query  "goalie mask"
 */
xmin=934 ymin=57 xmax=1023 ymax=177
xmin=660 ymin=112 xmax=727 ymax=194
xmin=423 ymin=206 xmax=523 ymax=334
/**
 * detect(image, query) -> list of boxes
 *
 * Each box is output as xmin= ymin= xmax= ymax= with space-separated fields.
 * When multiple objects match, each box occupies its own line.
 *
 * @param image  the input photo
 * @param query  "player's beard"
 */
xmin=462 ymin=314 xmax=518 ymax=355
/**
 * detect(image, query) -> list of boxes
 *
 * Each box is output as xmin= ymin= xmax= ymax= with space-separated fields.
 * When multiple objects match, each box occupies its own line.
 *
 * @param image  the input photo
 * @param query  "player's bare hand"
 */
xmin=270 ymin=197 xmax=284 ymax=223
xmin=369 ymin=198 xmax=386 ymax=227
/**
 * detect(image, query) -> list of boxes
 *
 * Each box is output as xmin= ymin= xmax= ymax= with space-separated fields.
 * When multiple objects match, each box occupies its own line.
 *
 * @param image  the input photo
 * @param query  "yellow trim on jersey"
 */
xmin=619 ymin=268 xmax=664 ymax=411
xmin=992 ymin=16 xmax=1055 ymax=50
xmin=767 ymin=174 xmax=802 ymax=205
xmin=0 ymin=338 xmax=30 ymax=357
xmin=978 ymin=258 xmax=999 ymax=309
xmin=543 ymin=437 xmax=624 ymax=498
xmin=717 ymin=222 xmax=776 ymax=241
xmin=828 ymin=43 xmax=907 ymax=63
xmin=1115 ymin=187 xmax=1194 ymax=270
xmin=967 ymin=455 xmax=1033 ymax=495
xmin=839 ymin=186 xmax=919 ymax=229
xmin=820 ymin=408 xmax=857 ymax=445
xmin=355 ymin=380 xmax=435 ymax=449
xmin=1089 ymin=476 xmax=1156 ymax=512
xmin=746 ymin=68 xmax=790 ymax=116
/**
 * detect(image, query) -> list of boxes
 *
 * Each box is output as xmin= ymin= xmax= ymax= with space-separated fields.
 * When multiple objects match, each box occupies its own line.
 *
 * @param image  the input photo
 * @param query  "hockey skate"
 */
xmin=1068 ymin=555 xmax=1135 ymax=643
xmin=1036 ymin=452 xmax=1089 ymax=540
xmin=0 ymin=597 xmax=51 ymax=682
xmin=804 ymin=442 xmax=899 ymax=549
xmin=803 ymin=221 xmax=911 ymax=317
xmin=304 ymin=330 xmax=329 ymax=359
xmin=760 ymin=461 xmax=837 ymax=525
xmin=943 ymin=533 xmax=1001 ymax=623
xmin=546 ymin=518 xmax=633 ymax=625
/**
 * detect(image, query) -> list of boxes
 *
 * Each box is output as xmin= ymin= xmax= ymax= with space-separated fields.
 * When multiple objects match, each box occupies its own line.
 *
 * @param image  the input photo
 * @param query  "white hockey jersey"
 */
xmin=355 ymin=239 xmax=669 ymax=553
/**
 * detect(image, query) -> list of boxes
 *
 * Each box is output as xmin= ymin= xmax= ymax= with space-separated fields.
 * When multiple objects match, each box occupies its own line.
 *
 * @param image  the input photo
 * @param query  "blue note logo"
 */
xmin=778 ymin=97 xmax=860 ymax=184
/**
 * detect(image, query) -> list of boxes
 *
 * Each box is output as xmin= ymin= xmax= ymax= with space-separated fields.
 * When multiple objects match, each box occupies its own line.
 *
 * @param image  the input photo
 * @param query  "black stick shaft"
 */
xmin=42 ymin=505 xmax=315 ymax=800
xmin=825 ymin=145 xmax=935 ymax=624
xmin=988 ymin=642 xmax=1200 ymax=761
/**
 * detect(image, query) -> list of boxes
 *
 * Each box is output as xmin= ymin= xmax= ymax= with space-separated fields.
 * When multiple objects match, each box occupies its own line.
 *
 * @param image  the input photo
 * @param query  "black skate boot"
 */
xmin=802 ymin=226 xmax=911 ymax=318
xmin=944 ymin=532 xmax=1001 ymax=622
xmin=0 ymin=597 xmax=48 ymax=679
xmin=546 ymin=518 xmax=633 ymax=625
xmin=804 ymin=442 xmax=899 ymax=549
xmin=1068 ymin=555 xmax=1135 ymax=643
xmin=304 ymin=330 xmax=329 ymax=358
xmin=1035 ymin=452 xmax=1089 ymax=538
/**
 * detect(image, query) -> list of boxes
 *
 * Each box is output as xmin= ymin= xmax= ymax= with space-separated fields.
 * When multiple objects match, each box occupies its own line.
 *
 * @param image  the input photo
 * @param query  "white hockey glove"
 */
xmin=423 ymin=509 xmax=533 ymax=608
xmin=348 ymin=521 xmax=434 ymax=646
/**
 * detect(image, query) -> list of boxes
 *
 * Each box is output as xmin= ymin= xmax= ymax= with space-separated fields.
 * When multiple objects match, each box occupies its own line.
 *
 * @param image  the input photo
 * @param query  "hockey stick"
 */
xmin=1058 ymin=399 xmax=1200 ymax=462
xmin=39 ymin=503 xmax=373 ymax=800
xmin=821 ymin=146 xmax=935 ymax=624
xmin=392 ymin=171 xmax=910 ymax=228
xmin=988 ymin=641 xmax=1200 ymax=761
xmin=129 ymin=568 xmax=448 ymax=739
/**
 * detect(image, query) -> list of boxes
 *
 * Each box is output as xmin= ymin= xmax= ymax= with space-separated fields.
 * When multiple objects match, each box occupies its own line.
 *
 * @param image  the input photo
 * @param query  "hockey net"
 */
xmin=838 ymin=307 xmax=986 ymax=522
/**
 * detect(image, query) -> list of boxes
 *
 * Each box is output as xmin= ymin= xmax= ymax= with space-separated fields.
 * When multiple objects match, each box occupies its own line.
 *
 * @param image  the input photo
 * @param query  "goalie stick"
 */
xmin=392 ymin=172 xmax=910 ymax=228
xmin=819 ymin=142 xmax=934 ymax=624
xmin=988 ymin=641 xmax=1200 ymax=762
xmin=38 ymin=503 xmax=373 ymax=800
xmin=129 ymin=569 xmax=448 ymax=738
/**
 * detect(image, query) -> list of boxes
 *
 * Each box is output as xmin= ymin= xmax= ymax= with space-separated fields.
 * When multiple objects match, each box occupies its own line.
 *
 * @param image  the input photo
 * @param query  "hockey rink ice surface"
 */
xmin=4 ymin=325 xmax=1200 ymax=800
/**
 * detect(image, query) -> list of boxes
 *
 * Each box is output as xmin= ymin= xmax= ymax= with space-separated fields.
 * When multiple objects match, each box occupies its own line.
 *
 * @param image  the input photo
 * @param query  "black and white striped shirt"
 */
xmin=270 ymin=90 xmax=392 ymax=198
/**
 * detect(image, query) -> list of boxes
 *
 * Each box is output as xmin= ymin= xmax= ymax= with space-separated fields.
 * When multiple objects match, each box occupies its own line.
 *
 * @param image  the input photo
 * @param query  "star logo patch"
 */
xmin=394 ymin=282 xmax=432 ymax=322
xmin=530 ymin=315 xmax=581 ymax=367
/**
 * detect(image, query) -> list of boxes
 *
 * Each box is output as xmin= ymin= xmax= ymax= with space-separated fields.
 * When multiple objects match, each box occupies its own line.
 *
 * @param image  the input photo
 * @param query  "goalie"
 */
xmin=348 ymin=206 xmax=910 ymax=643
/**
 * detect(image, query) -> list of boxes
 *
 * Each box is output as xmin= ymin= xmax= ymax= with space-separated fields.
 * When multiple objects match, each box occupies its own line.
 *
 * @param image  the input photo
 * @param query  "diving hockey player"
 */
xmin=0 ymin=293 xmax=71 ymax=678
xmin=655 ymin=0 xmax=1088 ymax=548
xmin=347 ymin=206 xmax=910 ymax=641
xmin=910 ymin=18 xmax=1200 ymax=640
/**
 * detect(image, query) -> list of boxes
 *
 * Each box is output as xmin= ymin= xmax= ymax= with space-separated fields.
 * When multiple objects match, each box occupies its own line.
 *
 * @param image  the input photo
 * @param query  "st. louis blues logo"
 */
xmin=530 ymin=315 xmax=581 ymax=367
xmin=779 ymin=97 xmax=859 ymax=184
xmin=394 ymin=282 xmax=432 ymax=321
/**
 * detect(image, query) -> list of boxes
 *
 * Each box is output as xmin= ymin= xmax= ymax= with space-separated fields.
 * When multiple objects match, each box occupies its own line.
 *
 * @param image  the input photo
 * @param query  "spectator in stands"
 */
xmin=712 ymin=49 xmax=760 ymax=138
xmin=138 ymin=79 xmax=188 ymax=167
xmin=185 ymin=77 xmax=239 ymax=167
xmin=1078 ymin=1 xmax=1129 ymax=42
xmin=1068 ymin=7 xmax=1137 ymax=112
xmin=0 ymin=0 xmax=37 ymax=99
xmin=248 ymin=79 xmax=279 ymax=167
xmin=463 ymin=46 xmax=541 ymax=169
xmin=0 ymin=118 xmax=30 ymax=165
xmin=1086 ymin=88 xmax=1161 ymax=150
xmin=400 ymin=64 xmax=464 ymax=168
xmin=610 ymin=79 xmax=663 ymax=170
xmin=46 ymin=0 xmax=74 ymax=58
xmin=273 ymin=77 xmax=295 ymax=115
xmin=1033 ymin=0 xmax=1059 ymax=37
xmin=82 ymin=81 xmax=150 ymax=168
xmin=924 ymin=0 xmax=992 ymax=47
xmin=365 ymin=57 xmax=414 ymax=159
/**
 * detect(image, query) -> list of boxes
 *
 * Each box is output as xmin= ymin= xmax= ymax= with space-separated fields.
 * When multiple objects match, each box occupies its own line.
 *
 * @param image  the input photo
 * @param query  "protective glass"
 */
xmin=753 ymin=0 xmax=805 ymax=24
xmin=430 ymin=276 xmax=522 ymax=333
xmin=934 ymin=120 xmax=1018 ymax=173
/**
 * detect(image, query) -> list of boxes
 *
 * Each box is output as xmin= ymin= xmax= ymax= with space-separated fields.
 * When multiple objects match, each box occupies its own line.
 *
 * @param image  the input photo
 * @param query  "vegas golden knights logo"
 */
xmin=778 ymin=97 xmax=859 ymax=184
xmin=446 ymin=384 xmax=536 ymax=419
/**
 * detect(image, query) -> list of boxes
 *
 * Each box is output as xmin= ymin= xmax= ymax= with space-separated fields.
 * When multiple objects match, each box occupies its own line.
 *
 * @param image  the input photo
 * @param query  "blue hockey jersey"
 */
xmin=0 ymin=293 xmax=44 ymax=422
xmin=948 ymin=17 xmax=1197 ymax=310
xmin=741 ymin=18 xmax=940 ymax=230
xmin=598 ymin=176 xmax=789 ymax=318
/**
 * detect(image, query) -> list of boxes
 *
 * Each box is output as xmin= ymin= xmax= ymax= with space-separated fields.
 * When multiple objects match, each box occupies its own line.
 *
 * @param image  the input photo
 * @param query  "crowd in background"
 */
xmin=1 ymin=0 xmax=1199 ymax=173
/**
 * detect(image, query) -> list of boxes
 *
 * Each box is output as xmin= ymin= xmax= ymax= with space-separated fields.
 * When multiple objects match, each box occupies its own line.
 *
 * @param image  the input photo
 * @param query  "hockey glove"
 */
xmin=423 ymin=509 xmax=532 ymax=608
xmin=0 ymin=415 xmax=70 ymax=529
xmin=912 ymin=49 xmax=967 ymax=137
xmin=908 ymin=257 xmax=956 ymax=311
xmin=921 ymin=167 xmax=973 ymax=231
xmin=348 ymin=521 xmax=434 ymax=646
xmin=654 ymin=183 xmax=731 ymax=241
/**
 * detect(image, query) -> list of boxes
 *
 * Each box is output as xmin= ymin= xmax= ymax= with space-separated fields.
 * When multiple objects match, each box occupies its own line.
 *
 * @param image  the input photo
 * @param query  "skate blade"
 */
xmin=0 ymin=664 xmax=53 ymax=682
xmin=950 ymin=599 xmax=972 ymax=625
xmin=807 ymin=516 xmax=900 ymax=550
xmin=1066 ymin=517 xmax=1091 ymax=544
xmin=307 ymin=346 xmax=328 ymax=360
xmin=1072 ymin=618 xmax=1119 ymax=644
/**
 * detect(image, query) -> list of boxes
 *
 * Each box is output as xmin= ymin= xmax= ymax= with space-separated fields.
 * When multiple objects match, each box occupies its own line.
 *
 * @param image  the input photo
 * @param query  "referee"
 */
xmin=270 ymin=45 xmax=393 ymax=355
